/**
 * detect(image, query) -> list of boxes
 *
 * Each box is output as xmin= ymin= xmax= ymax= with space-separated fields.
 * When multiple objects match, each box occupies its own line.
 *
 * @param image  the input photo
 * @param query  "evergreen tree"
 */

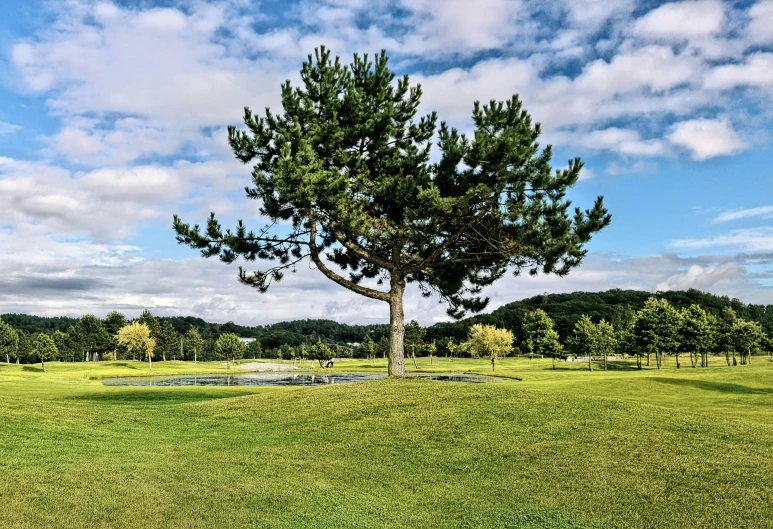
xmin=138 ymin=310 xmax=161 ymax=341
xmin=0 ymin=318 xmax=18 ymax=364
xmin=16 ymin=330 xmax=32 ymax=364
xmin=32 ymin=333 xmax=58 ymax=372
xmin=172 ymin=47 xmax=611 ymax=376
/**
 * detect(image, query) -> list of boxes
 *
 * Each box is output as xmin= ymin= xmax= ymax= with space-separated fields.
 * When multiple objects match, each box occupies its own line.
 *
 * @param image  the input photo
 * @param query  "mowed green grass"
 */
xmin=1 ymin=358 xmax=773 ymax=528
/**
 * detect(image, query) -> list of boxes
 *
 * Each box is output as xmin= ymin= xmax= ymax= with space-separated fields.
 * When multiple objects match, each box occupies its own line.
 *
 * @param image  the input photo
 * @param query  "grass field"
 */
xmin=1 ymin=357 xmax=772 ymax=528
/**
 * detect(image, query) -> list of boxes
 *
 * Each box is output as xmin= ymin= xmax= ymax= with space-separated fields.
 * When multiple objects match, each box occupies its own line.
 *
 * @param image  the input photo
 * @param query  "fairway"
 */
xmin=1 ymin=358 xmax=773 ymax=528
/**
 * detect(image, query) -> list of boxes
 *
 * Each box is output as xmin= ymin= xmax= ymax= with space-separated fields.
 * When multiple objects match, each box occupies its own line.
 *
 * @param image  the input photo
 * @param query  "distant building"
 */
xmin=238 ymin=337 xmax=257 ymax=344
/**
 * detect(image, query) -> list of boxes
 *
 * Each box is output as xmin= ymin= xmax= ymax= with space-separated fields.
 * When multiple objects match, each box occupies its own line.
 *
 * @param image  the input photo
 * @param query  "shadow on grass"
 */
xmin=69 ymin=387 xmax=262 ymax=405
xmin=650 ymin=377 xmax=773 ymax=395
xmin=21 ymin=365 xmax=43 ymax=372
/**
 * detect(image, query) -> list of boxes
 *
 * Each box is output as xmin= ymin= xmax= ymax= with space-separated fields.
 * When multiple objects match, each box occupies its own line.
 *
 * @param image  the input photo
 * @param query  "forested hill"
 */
xmin=426 ymin=288 xmax=764 ymax=343
xmin=3 ymin=288 xmax=771 ymax=345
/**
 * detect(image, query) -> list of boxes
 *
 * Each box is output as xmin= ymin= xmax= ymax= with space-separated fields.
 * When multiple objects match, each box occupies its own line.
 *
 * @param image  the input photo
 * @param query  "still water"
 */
xmin=103 ymin=372 xmax=495 ymax=387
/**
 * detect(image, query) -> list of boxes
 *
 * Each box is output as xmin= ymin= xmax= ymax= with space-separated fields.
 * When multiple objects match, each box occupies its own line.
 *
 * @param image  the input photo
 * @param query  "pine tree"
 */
xmin=183 ymin=328 xmax=204 ymax=363
xmin=172 ymin=48 xmax=611 ymax=376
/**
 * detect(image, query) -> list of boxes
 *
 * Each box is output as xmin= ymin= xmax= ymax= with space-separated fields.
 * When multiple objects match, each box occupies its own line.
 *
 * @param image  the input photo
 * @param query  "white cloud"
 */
xmin=704 ymin=53 xmax=773 ymax=90
xmin=748 ymin=0 xmax=773 ymax=44
xmin=656 ymin=263 xmax=744 ymax=291
xmin=0 ymin=121 xmax=21 ymax=136
xmin=714 ymin=206 xmax=773 ymax=223
xmin=554 ymin=127 xmax=669 ymax=156
xmin=667 ymin=119 xmax=747 ymax=160
xmin=11 ymin=2 xmax=288 ymax=128
xmin=633 ymin=0 xmax=725 ymax=39
xmin=0 ymin=156 xmax=247 ymax=240
xmin=672 ymin=227 xmax=773 ymax=252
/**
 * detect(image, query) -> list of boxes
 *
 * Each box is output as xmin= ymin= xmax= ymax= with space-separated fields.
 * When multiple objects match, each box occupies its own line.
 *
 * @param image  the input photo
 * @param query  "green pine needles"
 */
xmin=173 ymin=47 xmax=611 ymax=376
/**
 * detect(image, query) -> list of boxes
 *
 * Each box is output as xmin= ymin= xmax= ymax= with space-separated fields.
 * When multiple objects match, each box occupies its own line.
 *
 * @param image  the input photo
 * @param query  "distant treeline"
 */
xmin=2 ymin=289 xmax=771 ymax=353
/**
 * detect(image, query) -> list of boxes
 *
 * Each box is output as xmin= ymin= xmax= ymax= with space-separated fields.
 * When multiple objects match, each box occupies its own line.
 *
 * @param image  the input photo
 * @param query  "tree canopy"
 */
xmin=463 ymin=323 xmax=514 ymax=371
xmin=173 ymin=47 xmax=610 ymax=376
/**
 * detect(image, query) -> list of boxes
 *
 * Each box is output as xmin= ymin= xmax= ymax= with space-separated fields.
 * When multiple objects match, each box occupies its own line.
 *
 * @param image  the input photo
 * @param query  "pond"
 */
xmin=102 ymin=372 xmax=496 ymax=387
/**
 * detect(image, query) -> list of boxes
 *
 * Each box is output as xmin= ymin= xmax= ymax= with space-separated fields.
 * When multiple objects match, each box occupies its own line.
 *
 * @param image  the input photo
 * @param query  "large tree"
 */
xmin=732 ymin=319 xmax=764 ymax=365
xmin=173 ymin=48 xmax=610 ymax=376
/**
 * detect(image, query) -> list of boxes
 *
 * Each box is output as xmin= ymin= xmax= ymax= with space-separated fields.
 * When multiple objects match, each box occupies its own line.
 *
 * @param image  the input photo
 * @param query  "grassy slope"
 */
xmin=1 ymin=358 xmax=772 ymax=528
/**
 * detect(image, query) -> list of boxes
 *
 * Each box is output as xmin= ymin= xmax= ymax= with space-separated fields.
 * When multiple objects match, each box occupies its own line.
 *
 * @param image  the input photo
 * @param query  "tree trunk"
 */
xmin=429 ymin=354 xmax=432 ymax=365
xmin=148 ymin=354 xmax=152 ymax=372
xmin=636 ymin=354 xmax=642 ymax=369
xmin=604 ymin=353 xmax=607 ymax=372
xmin=227 ymin=358 xmax=231 ymax=369
xmin=492 ymin=356 xmax=495 ymax=371
xmin=748 ymin=348 xmax=752 ymax=365
xmin=411 ymin=345 xmax=418 ymax=369
xmin=588 ymin=353 xmax=592 ymax=372
xmin=42 ymin=360 xmax=46 ymax=373
xmin=725 ymin=351 xmax=730 ymax=366
xmin=704 ymin=352 xmax=708 ymax=367
xmin=194 ymin=351 xmax=197 ymax=364
xmin=675 ymin=352 xmax=680 ymax=369
xmin=647 ymin=353 xmax=651 ymax=366
xmin=690 ymin=353 xmax=696 ymax=368
xmin=552 ymin=355 xmax=555 ymax=370
xmin=5 ymin=354 xmax=8 ymax=364
xmin=388 ymin=281 xmax=406 ymax=377
xmin=732 ymin=350 xmax=737 ymax=366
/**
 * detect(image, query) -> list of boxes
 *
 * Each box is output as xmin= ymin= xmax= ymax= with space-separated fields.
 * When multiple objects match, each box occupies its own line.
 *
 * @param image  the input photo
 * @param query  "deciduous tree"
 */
xmin=521 ymin=309 xmax=562 ymax=368
xmin=404 ymin=320 xmax=425 ymax=369
xmin=172 ymin=47 xmax=611 ymax=376
xmin=117 ymin=322 xmax=156 ymax=371
xmin=32 ymin=334 xmax=58 ymax=372
xmin=464 ymin=323 xmax=514 ymax=371
xmin=0 ymin=318 xmax=18 ymax=364
xmin=678 ymin=305 xmax=715 ymax=369
xmin=183 ymin=328 xmax=204 ymax=363
xmin=732 ymin=319 xmax=764 ymax=365
xmin=631 ymin=298 xmax=681 ymax=369
xmin=214 ymin=333 xmax=246 ymax=369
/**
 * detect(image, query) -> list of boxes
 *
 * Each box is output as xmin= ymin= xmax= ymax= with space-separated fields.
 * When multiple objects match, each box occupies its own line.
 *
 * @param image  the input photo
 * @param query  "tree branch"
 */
xmin=309 ymin=222 xmax=391 ymax=302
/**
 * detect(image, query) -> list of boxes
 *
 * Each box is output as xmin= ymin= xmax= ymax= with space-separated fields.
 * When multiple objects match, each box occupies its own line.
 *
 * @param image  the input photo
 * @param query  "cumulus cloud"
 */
xmin=656 ymin=263 xmax=744 ymax=291
xmin=632 ymin=0 xmax=726 ymax=39
xmin=667 ymin=119 xmax=747 ymax=160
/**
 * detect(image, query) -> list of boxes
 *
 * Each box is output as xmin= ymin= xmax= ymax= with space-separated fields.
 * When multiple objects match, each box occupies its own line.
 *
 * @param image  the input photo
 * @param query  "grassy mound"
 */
xmin=1 ymin=358 xmax=772 ymax=528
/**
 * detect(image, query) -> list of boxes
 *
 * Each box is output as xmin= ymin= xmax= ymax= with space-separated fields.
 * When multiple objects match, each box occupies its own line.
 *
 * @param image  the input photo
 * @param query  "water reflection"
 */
xmin=103 ymin=372 xmax=497 ymax=387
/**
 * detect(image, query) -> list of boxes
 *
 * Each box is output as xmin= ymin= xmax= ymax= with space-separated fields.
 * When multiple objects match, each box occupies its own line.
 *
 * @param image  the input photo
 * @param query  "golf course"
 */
xmin=2 ymin=358 xmax=772 ymax=528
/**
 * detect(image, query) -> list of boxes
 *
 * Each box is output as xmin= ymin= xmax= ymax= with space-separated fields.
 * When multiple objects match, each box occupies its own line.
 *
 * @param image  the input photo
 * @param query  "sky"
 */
xmin=1 ymin=0 xmax=772 ymax=326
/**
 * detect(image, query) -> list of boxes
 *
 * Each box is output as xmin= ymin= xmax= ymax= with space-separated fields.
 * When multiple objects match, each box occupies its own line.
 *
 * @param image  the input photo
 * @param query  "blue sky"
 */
xmin=1 ymin=0 xmax=772 ymax=325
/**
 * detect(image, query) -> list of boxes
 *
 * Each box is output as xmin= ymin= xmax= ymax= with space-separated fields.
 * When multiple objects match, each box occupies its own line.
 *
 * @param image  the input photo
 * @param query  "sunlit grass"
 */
xmin=1 ymin=357 xmax=772 ymax=528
